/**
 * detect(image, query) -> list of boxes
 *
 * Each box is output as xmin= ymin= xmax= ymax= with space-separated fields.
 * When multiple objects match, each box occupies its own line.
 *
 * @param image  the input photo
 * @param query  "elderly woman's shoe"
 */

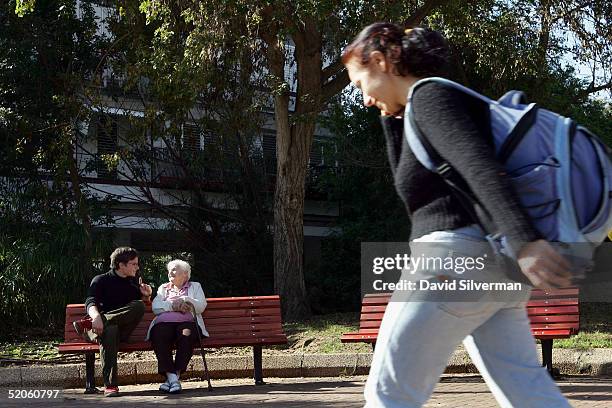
xmin=168 ymin=380 xmax=182 ymax=394
xmin=159 ymin=381 xmax=170 ymax=393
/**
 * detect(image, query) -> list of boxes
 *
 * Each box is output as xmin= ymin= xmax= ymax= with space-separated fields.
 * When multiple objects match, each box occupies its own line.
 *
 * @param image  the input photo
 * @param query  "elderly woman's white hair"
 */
xmin=166 ymin=259 xmax=191 ymax=280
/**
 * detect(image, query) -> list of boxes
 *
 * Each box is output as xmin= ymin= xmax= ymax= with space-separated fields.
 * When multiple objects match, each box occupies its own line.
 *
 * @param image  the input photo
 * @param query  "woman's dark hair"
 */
xmin=342 ymin=22 xmax=449 ymax=77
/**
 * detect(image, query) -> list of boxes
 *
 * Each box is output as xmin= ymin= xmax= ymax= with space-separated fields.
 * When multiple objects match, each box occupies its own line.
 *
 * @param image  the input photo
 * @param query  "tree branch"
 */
xmin=321 ymin=69 xmax=349 ymax=106
xmin=321 ymin=0 xmax=452 ymax=106
xmin=321 ymin=60 xmax=344 ymax=83
xmin=578 ymin=80 xmax=612 ymax=97
xmin=403 ymin=0 xmax=453 ymax=27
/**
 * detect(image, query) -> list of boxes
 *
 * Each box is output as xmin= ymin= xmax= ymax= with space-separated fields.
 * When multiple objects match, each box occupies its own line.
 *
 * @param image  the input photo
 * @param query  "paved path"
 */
xmin=1 ymin=375 xmax=611 ymax=407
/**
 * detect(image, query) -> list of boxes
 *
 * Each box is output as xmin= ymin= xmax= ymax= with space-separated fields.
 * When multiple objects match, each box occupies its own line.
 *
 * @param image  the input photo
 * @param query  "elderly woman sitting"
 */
xmin=146 ymin=259 xmax=208 ymax=394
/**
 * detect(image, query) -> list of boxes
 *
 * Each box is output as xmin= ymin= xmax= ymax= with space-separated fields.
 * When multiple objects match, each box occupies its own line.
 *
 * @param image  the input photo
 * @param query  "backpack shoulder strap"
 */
xmin=408 ymin=77 xmax=493 ymax=106
xmin=405 ymin=77 xmax=501 ymax=239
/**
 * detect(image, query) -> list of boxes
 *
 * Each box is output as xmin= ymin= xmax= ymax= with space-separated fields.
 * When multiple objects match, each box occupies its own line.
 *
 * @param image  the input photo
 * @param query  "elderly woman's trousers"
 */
xmin=150 ymin=321 xmax=200 ymax=375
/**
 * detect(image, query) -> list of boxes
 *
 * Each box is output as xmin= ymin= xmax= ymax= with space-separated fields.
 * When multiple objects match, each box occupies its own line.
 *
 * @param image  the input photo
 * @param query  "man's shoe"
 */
xmin=104 ymin=386 xmax=119 ymax=397
xmin=73 ymin=318 xmax=97 ymax=343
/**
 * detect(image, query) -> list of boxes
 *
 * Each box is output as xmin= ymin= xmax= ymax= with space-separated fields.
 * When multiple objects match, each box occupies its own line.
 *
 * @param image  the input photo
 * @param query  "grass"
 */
xmin=546 ymin=302 xmax=612 ymax=350
xmin=553 ymin=332 xmax=612 ymax=350
xmin=1 ymin=305 xmax=610 ymax=364
xmin=279 ymin=313 xmax=371 ymax=354
xmin=0 ymin=340 xmax=63 ymax=362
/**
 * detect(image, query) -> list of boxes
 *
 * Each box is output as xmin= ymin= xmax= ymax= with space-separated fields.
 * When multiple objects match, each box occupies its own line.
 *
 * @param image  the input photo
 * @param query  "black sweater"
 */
xmin=381 ymin=81 xmax=540 ymax=252
xmin=85 ymin=269 xmax=142 ymax=313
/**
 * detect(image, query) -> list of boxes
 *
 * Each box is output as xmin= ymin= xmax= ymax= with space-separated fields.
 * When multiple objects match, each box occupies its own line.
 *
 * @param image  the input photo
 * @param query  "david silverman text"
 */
xmin=373 ymin=279 xmax=523 ymax=291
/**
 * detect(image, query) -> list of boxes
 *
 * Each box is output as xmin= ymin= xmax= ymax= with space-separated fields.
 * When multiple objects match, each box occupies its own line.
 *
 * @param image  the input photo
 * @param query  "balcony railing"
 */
xmin=150 ymin=147 xmax=334 ymax=192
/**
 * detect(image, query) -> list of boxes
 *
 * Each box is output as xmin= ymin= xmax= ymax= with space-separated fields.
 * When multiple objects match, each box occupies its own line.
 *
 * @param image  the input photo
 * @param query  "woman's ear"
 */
xmin=370 ymin=50 xmax=389 ymax=73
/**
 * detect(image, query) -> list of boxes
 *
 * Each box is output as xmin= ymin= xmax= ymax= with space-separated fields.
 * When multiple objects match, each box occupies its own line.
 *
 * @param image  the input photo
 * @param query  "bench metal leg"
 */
xmin=541 ymin=339 xmax=559 ymax=378
xmin=253 ymin=345 xmax=265 ymax=385
xmin=84 ymin=352 xmax=99 ymax=394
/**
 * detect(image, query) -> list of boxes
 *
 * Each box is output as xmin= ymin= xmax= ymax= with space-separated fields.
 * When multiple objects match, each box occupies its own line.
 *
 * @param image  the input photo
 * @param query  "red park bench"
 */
xmin=58 ymin=295 xmax=287 ymax=392
xmin=342 ymin=288 xmax=579 ymax=377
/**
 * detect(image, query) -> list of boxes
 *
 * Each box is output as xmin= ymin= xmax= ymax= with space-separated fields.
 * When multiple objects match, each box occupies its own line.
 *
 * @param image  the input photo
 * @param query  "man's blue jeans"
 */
xmin=364 ymin=227 xmax=571 ymax=408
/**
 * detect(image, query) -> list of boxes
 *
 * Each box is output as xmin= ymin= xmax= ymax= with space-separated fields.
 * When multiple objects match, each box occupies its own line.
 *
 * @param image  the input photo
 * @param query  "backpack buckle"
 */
xmin=436 ymin=162 xmax=453 ymax=176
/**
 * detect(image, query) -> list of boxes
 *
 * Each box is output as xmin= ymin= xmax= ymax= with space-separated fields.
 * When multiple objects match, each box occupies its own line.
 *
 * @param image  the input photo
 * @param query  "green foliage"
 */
xmin=14 ymin=0 xmax=36 ymax=17
xmin=1 ymin=0 xmax=113 ymax=336
xmin=309 ymin=0 xmax=612 ymax=313
xmin=138 ymin=253 xmax=191 ymax=290
xmin=306 ymin=96 xmax=409 ymax=314
xmin=0 ymin=217 xmax=113 ymax=338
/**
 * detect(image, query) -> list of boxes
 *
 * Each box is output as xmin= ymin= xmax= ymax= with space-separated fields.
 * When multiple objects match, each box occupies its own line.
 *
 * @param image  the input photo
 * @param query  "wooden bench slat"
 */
xmin=360 ymin=321 xmax=384 ymax=329
xmin=350 ymin=329 xmax=379 ymax=335
xmin=531 ymin=329 xmax=573 ymax=338
xmin=362 ymin=296 xmax=391 ymax=306
xmin=65 ymin=316 xmax=282 ymax=330
xmin=527 ymin=306 xmax=579 ymax=315
xmin=360 ymin=313 xmax=385 ymax=322
xmin=361 ymin=306 xmax=388 ymax=313
xmin=206 ymin=296 xmax=281 ymax=302
xmin=204 ymin=316 xmax=282 ymax=325
xmin=66 ymin=308 xmax=281 ymax=319
xmin=58 ymin=334 xmax=288 ymax=354
xmin=529 ymin=288 xmax=579 ymax=298
xmin=203 ymin=308 xmax=281 ymax=318
xmin=340 ymin=334 xmax=377 ymax=343
xmin=200 ymin=336 xmax=288 ymax=348
xmin=64 ymin=328 xmax=283 ymax=344
xmin=204 ymin=299 xmax=280 ymax=309
xmin=208 ymin=323 xmax=283 ymax=332
xmin=527 ymin=298 xmax=578 ymax=307
xmin=530 ymin=322 xmax=579 ymax=330
xmin=528 ymin=315 xmax=579 ymax=324
xmin=364 ymin=292 xmax=393 ymax=299
xmin=63 ymin=326 xmax=285 ymax=340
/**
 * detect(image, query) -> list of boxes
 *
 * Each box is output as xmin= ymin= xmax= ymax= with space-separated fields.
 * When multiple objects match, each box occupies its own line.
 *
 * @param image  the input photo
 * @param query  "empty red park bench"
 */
xmin=342 ymin=289 xmax=579 ymax=376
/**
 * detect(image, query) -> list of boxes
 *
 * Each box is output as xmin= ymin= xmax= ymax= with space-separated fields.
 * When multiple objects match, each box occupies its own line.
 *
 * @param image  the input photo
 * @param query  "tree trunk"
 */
xmin=263 ymin=17 xmax=323 ymax=320
xmin=262 ymin=2 xmax=447 ymax=320
xmin=537 ymin=0 xmax=552 ymax=74
xmin=273 ymin=144 xmax=310 ymax=320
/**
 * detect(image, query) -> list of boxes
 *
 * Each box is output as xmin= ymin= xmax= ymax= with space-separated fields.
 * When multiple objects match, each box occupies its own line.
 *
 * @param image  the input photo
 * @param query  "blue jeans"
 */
xmin=364 ymin=227 xmax=571 ymax=407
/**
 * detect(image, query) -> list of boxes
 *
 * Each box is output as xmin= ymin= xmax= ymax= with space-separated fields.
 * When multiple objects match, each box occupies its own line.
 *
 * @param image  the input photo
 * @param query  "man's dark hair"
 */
xmin=110 ymin=247 xmax=139 ymax=270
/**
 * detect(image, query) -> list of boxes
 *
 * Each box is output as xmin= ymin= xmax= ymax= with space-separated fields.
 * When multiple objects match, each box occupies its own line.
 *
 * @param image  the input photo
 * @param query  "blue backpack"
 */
xmin=405 ymin=77 xmax=612 ymax=269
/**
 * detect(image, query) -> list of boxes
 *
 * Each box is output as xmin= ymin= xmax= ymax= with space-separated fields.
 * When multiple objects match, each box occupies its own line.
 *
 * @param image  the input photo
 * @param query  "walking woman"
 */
xmin=342 ymin=23 xmax=573 ymax=407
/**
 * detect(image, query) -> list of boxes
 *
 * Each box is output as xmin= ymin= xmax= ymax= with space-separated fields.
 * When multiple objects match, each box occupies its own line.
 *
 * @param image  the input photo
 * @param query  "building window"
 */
xmin=96 ymin=116 xmax=118 ymax=180
xmin=182 ymin=123 xmax=202 ymax=152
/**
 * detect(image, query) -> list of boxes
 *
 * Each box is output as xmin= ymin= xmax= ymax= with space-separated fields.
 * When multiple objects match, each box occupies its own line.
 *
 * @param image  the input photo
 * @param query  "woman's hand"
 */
xmin=179 ymin=301 xmax=191 ymax=314
xmin=516 ymin=240 xmax=573 ymax=289
xmin=171 ymin=299 xmax=184 ymax=312
xmin=171 ymin=299 xmax=192 ymax=313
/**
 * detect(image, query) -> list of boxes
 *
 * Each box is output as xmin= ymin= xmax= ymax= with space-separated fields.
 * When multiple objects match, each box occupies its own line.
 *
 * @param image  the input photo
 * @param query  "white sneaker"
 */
xmin=169 ymin=380 xmax=182 ymax=394
xmin=159 ymin=381 xmax=170 ymax=393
